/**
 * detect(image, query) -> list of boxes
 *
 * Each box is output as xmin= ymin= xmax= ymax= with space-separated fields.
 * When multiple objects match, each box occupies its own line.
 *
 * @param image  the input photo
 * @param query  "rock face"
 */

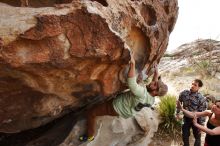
xmin=0 ymin=0 xmax=178 ymax=133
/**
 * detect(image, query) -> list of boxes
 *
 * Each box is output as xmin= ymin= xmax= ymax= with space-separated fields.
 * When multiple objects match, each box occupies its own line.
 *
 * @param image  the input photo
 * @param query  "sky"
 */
xmin=167 ymin=0 xmax=220 ymax=52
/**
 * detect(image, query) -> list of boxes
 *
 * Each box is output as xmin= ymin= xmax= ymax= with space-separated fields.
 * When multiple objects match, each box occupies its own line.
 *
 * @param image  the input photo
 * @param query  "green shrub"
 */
xmin=180 ymin=66 xmax=194 ymax=73
xmin=191 ymin=58 xmax=215 ymax=77
xmin=163 ymin=53 xmax=174 ymax=57
xmin=199 ymin=60 xmax=210 ymax=68
xmin=157 ymin=94 xmax=182 ymax=139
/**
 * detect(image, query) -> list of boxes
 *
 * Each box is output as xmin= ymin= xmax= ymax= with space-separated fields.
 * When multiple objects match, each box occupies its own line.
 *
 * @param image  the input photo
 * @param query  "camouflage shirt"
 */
xmin=178 ymin=89 xmax=207 ymax=123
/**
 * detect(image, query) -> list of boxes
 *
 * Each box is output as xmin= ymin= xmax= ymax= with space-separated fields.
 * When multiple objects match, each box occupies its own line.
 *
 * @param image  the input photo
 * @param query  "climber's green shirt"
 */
xmin=112 ymin=76 xmax=155 ymax=119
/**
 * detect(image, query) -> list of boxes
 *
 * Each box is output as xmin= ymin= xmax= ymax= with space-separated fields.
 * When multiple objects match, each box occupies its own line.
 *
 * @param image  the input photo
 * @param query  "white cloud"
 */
xmin=167 ymin=0 xmax=220 ymax=52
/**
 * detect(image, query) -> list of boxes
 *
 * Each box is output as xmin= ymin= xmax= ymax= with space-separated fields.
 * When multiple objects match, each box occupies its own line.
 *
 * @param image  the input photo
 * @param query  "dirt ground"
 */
xmin=149 ymin=131 xmax=206 ymax=146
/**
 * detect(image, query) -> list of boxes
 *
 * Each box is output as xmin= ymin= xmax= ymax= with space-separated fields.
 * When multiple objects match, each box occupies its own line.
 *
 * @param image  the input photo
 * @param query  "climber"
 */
xmin=79 ymin=52 xmax=168 ymax=142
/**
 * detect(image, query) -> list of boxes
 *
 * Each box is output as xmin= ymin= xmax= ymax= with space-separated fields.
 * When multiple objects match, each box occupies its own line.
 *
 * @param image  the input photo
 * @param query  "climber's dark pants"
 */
xmin=87 ymin=99 xmax=118 ymax=137
xmin=182 ymin=117 xmax=201 ymax=146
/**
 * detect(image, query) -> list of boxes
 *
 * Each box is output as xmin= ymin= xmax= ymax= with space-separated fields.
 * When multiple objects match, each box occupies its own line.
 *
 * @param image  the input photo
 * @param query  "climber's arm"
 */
xmin=128 ymin=52 xmax=135 ymax=78
xmin=127 ymin=52 xmax=145 ymax=97
xmin=152 ymin=64 xmax=159 ymax=82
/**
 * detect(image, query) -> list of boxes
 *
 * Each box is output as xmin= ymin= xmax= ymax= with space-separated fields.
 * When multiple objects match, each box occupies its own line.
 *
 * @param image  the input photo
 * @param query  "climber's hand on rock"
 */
xmin=129 ymin=51 xmax=135 ymax=65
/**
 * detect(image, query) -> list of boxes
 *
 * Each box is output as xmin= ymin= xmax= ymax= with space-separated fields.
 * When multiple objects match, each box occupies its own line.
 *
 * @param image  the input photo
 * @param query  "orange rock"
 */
xmin=0 ymin=0 xmax=178 ymax=133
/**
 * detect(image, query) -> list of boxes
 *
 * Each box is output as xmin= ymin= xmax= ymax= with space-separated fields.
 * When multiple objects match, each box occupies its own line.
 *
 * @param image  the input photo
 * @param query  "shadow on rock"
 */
xmin=0 ymin=111 xmax=80 ymax=146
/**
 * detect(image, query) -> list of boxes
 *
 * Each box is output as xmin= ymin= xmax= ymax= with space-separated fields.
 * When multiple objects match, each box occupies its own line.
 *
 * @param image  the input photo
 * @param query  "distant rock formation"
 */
xmin=160 ymin=39 xmax=220 ymax=77
xmin=0 ymin=0 xmax=178 ymax=133
xmin=159 ymin=39 xmax=220 ymax=97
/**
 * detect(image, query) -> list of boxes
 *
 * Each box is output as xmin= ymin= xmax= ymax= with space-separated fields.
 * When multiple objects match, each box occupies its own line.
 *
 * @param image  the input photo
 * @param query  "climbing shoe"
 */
xmin=79 ymin=135 xmax=94 ymax=142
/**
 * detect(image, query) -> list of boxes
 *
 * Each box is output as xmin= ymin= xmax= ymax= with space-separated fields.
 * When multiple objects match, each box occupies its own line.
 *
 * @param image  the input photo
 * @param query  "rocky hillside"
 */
xmin=159 ymin=39 xmax=220 ymax=97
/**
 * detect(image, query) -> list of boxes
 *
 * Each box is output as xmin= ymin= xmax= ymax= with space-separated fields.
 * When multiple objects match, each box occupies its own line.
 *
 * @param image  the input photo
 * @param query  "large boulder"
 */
xmin=59 ymin=107 xmax=159 ymax=146
xmin=0 ymin=0 xmax=178 ymax=133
